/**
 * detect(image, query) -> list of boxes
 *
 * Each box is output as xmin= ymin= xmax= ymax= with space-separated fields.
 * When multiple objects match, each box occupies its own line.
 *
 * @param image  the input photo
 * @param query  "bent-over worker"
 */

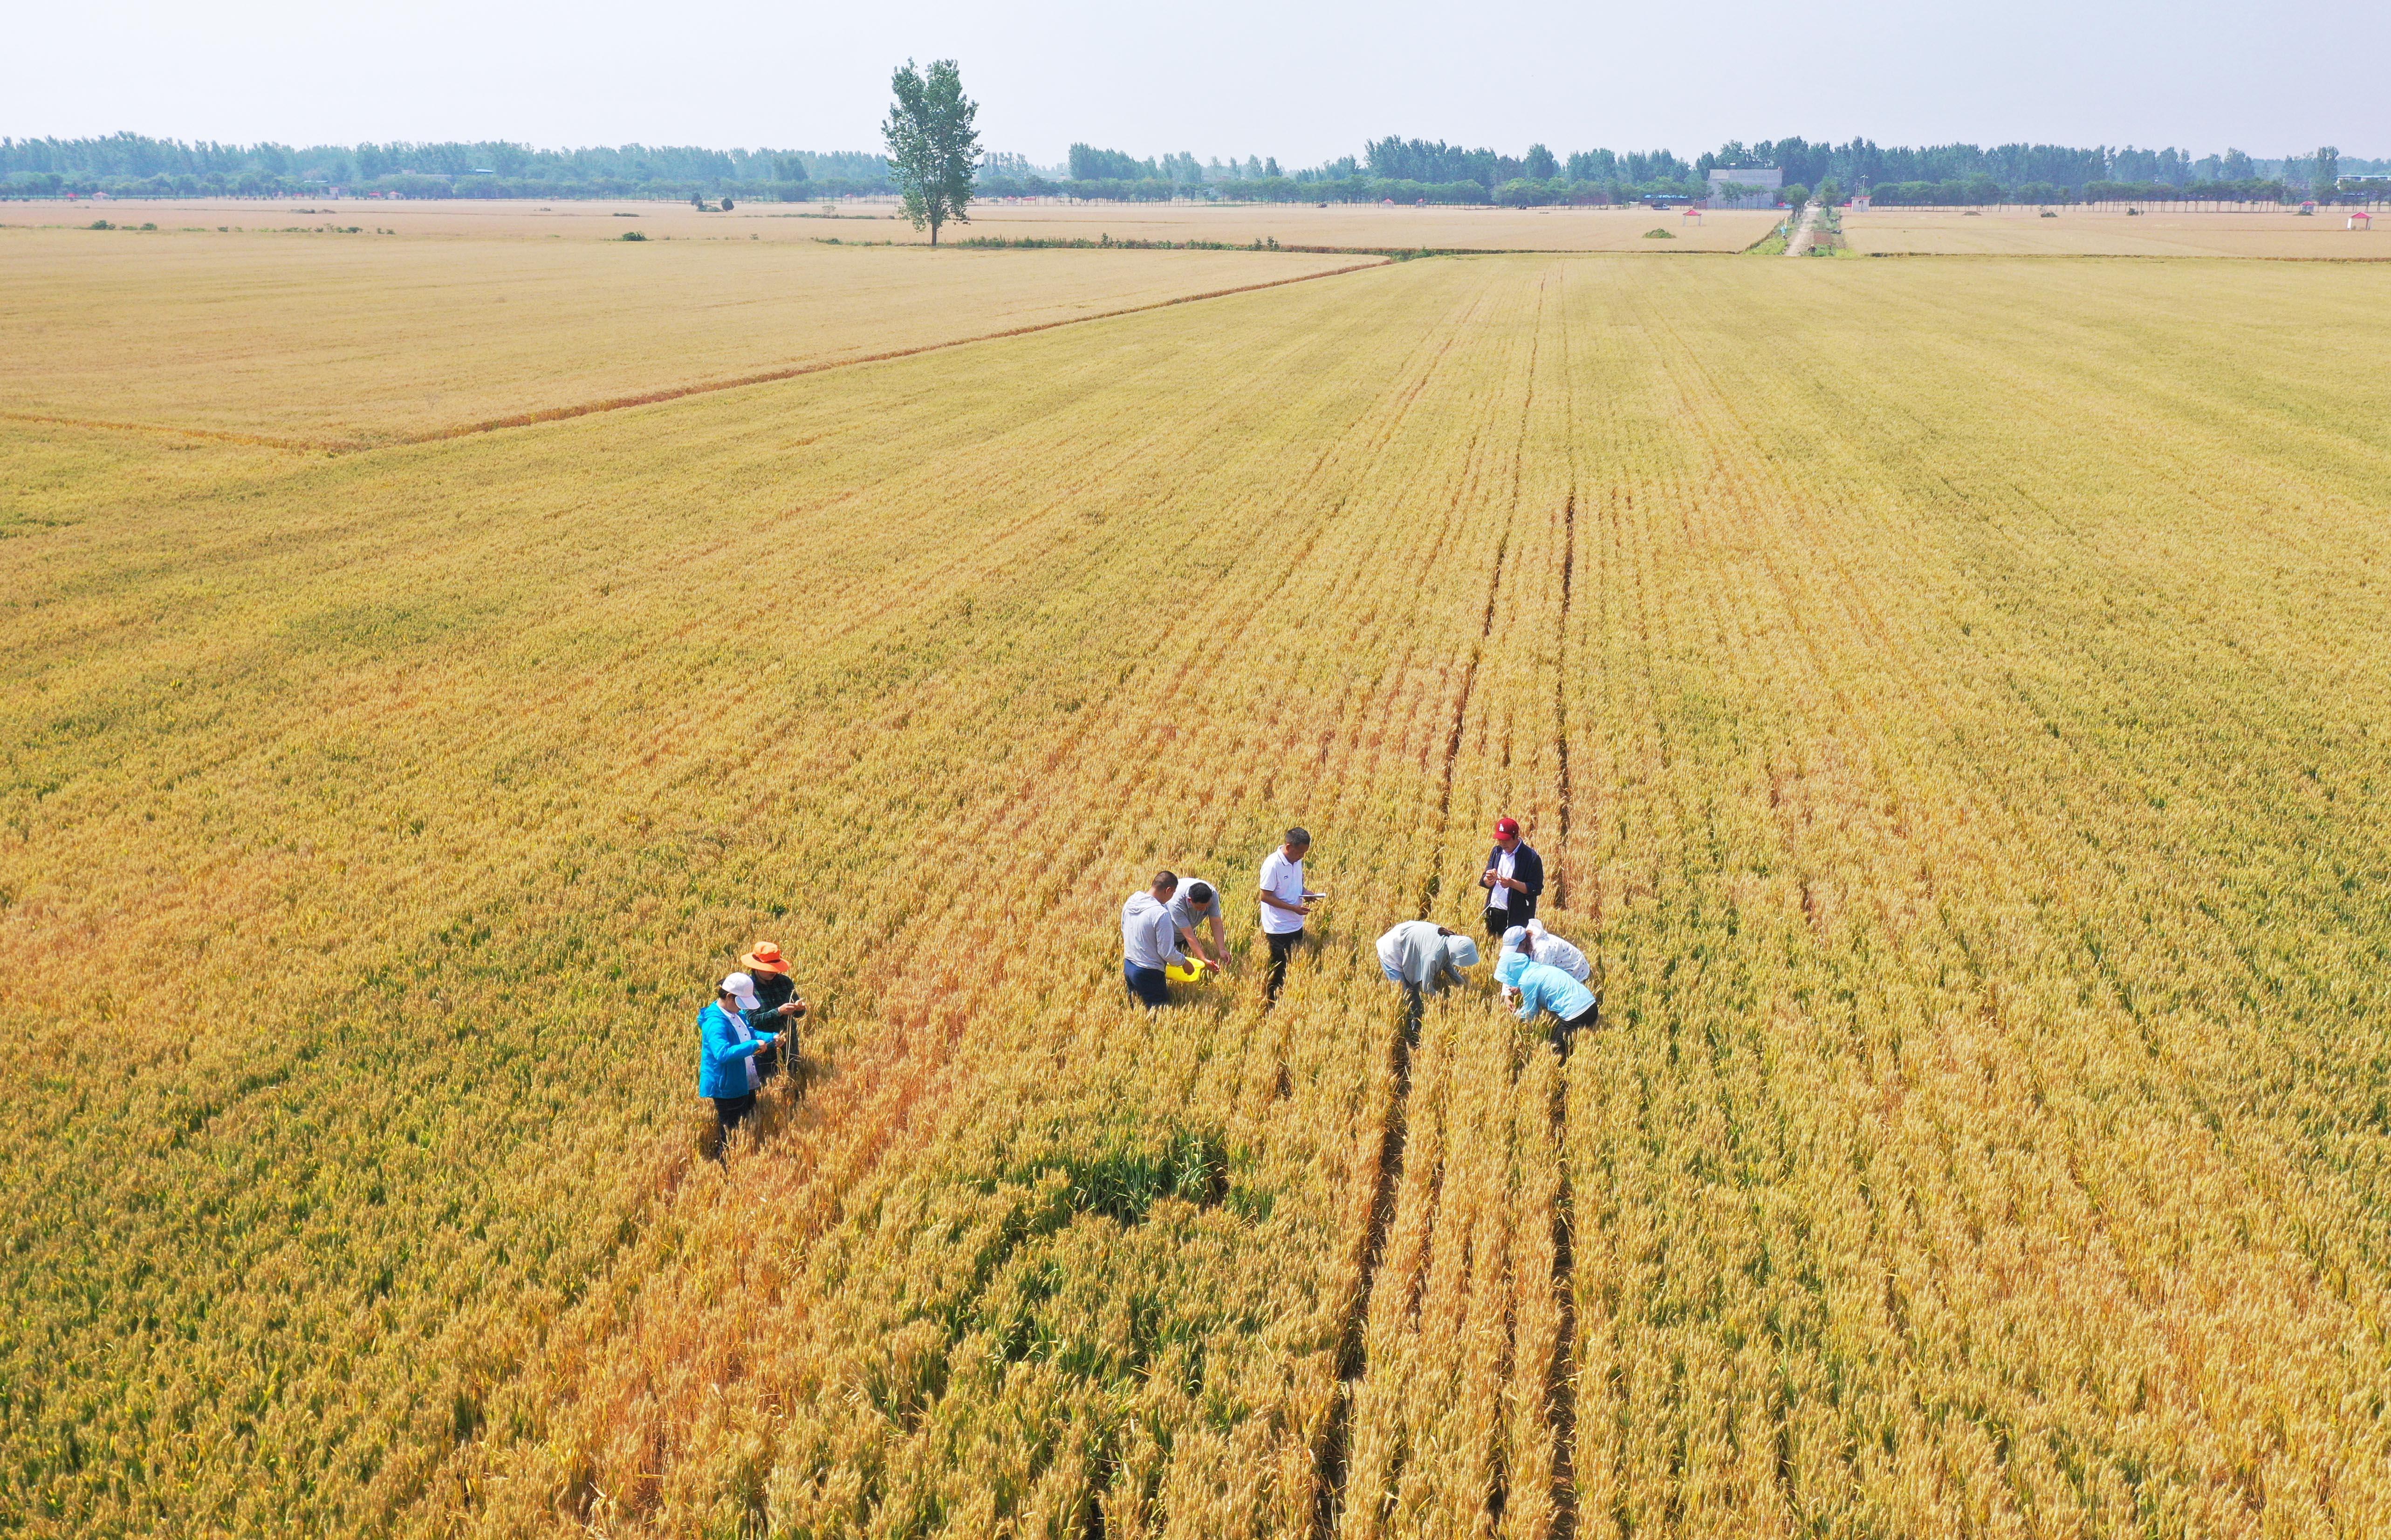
xmin=1502 ymin=920 xmax=1590 ymax=984
xmin=1377 ymin=920 xmax=1480 ymax=1014
xmin=1495 ymin=949 xmax=1600 ymax=1055
xmin=1170 ymin=879 xmax=1230 ymax=973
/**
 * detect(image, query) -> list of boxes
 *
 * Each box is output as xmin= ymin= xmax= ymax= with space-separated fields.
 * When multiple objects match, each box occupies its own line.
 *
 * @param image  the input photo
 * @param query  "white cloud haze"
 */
xmin=8 ymin=0 xmax=2384 ymax=162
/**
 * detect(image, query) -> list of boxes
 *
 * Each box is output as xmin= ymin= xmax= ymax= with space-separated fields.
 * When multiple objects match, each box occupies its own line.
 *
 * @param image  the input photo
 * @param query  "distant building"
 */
xmin=1707 ymin=167 xmax=1783 ymax=209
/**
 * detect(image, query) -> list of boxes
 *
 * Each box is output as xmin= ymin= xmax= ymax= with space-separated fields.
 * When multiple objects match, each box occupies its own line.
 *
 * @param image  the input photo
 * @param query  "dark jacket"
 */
xmin=1484 ymin=841 xmax=1544 ymax=924
xmin=748 ymin=972 xmax=797 ymax=1069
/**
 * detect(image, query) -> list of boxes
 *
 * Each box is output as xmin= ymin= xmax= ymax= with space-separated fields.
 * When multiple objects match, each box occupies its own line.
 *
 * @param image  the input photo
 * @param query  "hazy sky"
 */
xmin=11 ymin=0 xmax=2384 ymax=163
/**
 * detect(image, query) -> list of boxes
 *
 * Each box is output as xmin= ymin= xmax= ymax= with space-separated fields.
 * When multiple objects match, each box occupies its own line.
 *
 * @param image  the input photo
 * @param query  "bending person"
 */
xmin=1496 ymin=948 xmax=1600 ymax=1055
xmin=1377 ymin=919 xmax=1480 ymax=1018
xmin=1169 ymin=879 xmax=1231 ymax=974
xmin=1501 ymin=919 xmax=1590 ymax=984
xmin=699 ymin=972 xmax=784 ymax=1158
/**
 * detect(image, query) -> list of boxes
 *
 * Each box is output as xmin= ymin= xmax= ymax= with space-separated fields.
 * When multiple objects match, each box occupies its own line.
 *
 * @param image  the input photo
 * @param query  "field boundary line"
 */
xmin=0 ymin=259 xmax=1393 ymax=458
xmin=0 ymin=410 xmax=343 ymax=452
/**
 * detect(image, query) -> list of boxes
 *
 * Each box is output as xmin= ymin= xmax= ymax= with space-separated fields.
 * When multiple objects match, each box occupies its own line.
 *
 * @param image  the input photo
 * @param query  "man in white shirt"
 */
xmin=1122 ymin=871 xmax=1189 ymax=1008
xmin=1258 ymin=827 xmax=1321 ymax=1003
xmin=1501 ymin=920 xmax=1591 ymax=984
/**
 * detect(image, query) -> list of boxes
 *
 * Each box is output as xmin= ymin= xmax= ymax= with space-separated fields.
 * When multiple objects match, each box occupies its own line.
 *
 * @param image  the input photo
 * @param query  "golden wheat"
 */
xmin=4 ymin=250 xmax=2391 ymax=1539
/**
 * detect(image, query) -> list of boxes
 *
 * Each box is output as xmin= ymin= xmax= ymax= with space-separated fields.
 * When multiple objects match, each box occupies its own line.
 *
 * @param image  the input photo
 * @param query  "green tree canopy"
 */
xmin=2314 ymin=146 xmax=2340 ymax=200
xmin=883 ymin=59 xmax=981 ymax=245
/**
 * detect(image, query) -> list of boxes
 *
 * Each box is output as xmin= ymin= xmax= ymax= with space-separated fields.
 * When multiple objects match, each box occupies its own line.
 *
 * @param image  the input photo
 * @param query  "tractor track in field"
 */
xmin=1 ymin=258 xmax=1391 ymax=456
xmin=1548 ymin=1063 xmax=1581 ymax=1538
xmin=1554 ymin=491 xmax=1576 ymax=911
xmin=1316 ymin=511 xmax=1514 ymax=1538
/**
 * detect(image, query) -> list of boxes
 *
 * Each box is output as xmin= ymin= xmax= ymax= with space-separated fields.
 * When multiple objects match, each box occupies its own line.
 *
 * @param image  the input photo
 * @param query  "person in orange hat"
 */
xmin=739 ymin=941 xmax=807 ymax=1084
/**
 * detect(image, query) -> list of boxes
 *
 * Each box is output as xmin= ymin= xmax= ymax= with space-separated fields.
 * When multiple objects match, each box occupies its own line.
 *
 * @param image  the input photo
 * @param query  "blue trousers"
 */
xmin=1124 ymin=961 xmax=1170 ymax=1007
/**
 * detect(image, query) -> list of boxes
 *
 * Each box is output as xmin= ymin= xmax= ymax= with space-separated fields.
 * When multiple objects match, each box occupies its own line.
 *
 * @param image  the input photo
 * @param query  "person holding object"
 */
xmin=699 ymin=972 xmax=783 ymax=1157
xmin=1377 ymin=920 xmax=1480 ymax=1015
xmin=1169 ymin=878 xmax=1231 ymax=973
xmin=1258 ymin=828 xmax=1322 ymax=1003
xmin=1495 ymin=948 xmax=1600 ymax=1054
xmin=1123 ymin=870 xmax=1189 ymax=1008
xmin=1501 ymin=919 xmax=1590 ymax=984
xmin=739 ymin=940 xmax=808 ymax=1084
xmin=1479 ymin=815 xmax=1544 ymax=939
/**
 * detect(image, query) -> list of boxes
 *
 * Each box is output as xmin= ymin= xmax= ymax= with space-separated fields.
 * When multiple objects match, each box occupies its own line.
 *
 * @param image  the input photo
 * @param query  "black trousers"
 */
xmin=1265 ymin=928 xmax=1305 ymax=1001
xmin=1551 ymin=1000 xmax=1599 ymax=1055
xmin=1484 ymin=906 xmax=1521 ymax=939
xmin=711 ymin=1093 xmax=757 ymax=1159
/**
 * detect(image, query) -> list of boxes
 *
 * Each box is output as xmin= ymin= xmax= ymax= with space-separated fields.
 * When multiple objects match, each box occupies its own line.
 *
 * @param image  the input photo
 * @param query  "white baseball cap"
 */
xmin=719 ymin=972 xmax=760 ymax=1010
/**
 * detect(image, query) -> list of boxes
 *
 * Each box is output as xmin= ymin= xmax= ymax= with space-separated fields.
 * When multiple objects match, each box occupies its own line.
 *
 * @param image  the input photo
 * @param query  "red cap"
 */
xmin=1494 ymin=816 xmax=1520 ymax=838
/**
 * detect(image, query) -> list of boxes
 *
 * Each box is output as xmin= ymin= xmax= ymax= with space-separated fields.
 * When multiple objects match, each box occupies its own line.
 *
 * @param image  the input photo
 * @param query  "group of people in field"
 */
xmin=694 ymin=815 xmax=1598 ymax=1158
xmin=695 ymin=941 xmax=808 ymax=1156
xmin=1119 ymin=815 xmax=1601 ymax=1053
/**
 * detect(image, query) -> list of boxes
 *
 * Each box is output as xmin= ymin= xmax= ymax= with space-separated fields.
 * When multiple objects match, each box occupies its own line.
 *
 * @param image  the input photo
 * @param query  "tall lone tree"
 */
xmin=883 ymin=59 xmax=981 ymax=246
xmin=2313 ymin=146 xmax=2340 ymax=203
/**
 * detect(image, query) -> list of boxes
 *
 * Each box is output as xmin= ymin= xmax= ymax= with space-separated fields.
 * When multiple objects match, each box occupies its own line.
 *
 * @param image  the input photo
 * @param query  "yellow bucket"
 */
xmin=1165 ymin=961 xmax=1213 ymax=986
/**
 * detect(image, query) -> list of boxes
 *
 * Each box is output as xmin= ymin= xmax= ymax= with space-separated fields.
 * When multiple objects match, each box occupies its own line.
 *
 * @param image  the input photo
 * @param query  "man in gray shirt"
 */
xmin=1168 ymin=879 xmax=1230 ymax=973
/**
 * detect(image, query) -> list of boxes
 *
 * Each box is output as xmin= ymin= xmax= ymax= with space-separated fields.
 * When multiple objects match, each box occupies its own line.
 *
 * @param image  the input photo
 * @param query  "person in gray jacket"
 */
xmin=1376 ymin=919 xmax=1480 ymax=1021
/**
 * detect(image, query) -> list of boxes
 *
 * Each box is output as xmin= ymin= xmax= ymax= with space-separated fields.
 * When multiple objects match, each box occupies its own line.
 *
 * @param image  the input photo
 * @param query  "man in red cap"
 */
xmin=1479 ymin=815 xmax=1545 ymax=941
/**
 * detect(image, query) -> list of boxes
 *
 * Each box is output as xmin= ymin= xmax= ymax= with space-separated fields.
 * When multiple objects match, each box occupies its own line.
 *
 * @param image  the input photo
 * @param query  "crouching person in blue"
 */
xmin=699 ymin=971 xmax=790 ymax=1159
xmin=1495 ymin=948 xmax=1600 ymax=1056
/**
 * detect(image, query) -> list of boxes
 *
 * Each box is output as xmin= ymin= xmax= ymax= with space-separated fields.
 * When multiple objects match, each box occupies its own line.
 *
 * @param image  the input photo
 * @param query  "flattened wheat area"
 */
xmin=7 ymin=232 xmax=2391 ymax=1539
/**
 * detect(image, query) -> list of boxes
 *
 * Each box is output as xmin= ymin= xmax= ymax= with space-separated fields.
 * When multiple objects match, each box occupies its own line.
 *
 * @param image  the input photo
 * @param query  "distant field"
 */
xmin=0 ymin=195 xmax=919 ymax=243
xmin=0 ymin=226 xmax=1370 ymax=443
xmin=0 ymin=195 xmax=1783 ymax=253
xmin=11 ymin=249 xmax=2391 ymax=1536
xmin=886 ymin=200 xmax=1783 ymax=252
xmin=1845 ymin=205 xmax=2391 ymax=257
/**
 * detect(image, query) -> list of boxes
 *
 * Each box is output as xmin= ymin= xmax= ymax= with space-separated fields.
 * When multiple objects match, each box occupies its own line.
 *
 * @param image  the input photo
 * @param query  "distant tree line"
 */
xmin=0 ymin=133 xmax=899 ymax=199
xmin=1005 ymin=137 xmax=2386 ymax=208
xmin=5 ymin=130 xmax=2383 ymax=206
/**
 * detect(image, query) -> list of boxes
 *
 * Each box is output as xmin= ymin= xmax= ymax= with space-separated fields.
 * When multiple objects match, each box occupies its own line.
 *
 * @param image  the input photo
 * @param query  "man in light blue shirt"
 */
xmin=1496 ymin=949 xmax=1600 ymax=1055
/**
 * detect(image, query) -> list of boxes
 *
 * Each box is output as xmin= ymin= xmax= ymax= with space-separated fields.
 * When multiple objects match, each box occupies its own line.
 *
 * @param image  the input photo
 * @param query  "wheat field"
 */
xmin=0 ymin=227 xmax=1369 ymax=444
xmin=6 ymin=248 xmax=2391 ymax=1538
xmin=1843 ymin=205 xmax=2391 ymax=258
xmin=0 ymin=197 xmax=1784 ymax=254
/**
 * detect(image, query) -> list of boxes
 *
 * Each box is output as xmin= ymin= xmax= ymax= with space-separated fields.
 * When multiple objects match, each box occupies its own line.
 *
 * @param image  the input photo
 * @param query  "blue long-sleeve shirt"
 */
xmin=1510 ymin=959 xmax=1596 ymax=1025
xmin=698 ymin=1001 xmax=779 ymax=1098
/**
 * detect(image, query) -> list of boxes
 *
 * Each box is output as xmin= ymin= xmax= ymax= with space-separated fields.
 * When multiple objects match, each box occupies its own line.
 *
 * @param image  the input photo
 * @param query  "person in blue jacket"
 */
xmin=1496 ymin=948 xmax=1600 ymax=1055
xmin=699 ymin=971 xmax=788 ymax=1157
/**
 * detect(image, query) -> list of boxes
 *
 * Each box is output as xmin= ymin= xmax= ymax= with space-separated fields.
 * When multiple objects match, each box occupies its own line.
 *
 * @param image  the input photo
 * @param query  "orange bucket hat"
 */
xmin=740 ymin=941 xmax=791 ymax=976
